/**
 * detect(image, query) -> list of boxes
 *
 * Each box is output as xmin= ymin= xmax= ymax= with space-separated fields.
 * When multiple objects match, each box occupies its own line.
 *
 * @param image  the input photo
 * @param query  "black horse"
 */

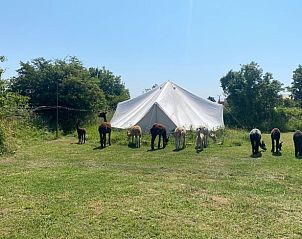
xmin=249 ymin=128 xmax=267 ymax=155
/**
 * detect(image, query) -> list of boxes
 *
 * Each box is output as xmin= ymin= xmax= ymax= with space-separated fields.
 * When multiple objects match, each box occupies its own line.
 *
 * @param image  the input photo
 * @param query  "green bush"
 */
xmin=0 ymin=122 xmax=5 ymax=153
xmin=224 ymin=106 xmax=302 ymax=132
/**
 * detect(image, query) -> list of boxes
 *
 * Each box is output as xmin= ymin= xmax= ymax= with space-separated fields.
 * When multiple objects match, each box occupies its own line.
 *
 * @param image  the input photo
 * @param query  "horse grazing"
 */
xmin=76 ymin=120 xmax=86 ymax=144
xmin=200 ymin=126 xmax=209 ymax=148
xmin=249 ymin=128 xmax=267 ymax=155
xmin=293 ymin=130 xmax=302 ymax=158
xmin=174 ymin=126 xmax=186 ymax=150
xmin=127 ymin=125 xmax=142 ymax=148
xmin=150 ymin=123 xmax=169 ymax=150
xmin=195 ymin=128 xmax=205 ymax=152
xmin=271 ymin=128 xmax=282 ymax=154
xmin=98 ymin=111 xmax=111 ymax=148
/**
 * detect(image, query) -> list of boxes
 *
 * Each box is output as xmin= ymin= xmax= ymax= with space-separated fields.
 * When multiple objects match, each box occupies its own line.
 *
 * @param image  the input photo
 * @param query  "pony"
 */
xmin=76 ymin=120 xmax=86 ymax=144
xmin=293 ymin=130 xmax=302 ymax=158
xmin=174 ymin=126 xmax=186 ymax=150
xmin=199 ymin=126 xmax=209 ymax=148
xmin=249 ymin=128 xmax=267 ymax=155
xmin=271 ymin=128 xmax=282 ymax=154
xmin=127 ymin=125 xmax=142 ymax=148
xmin=98 ymin=111 xmax=111 ymax=148
xmin=150 ymin=123 xmax=169 ymax=150
xmin=195 ymin=128 xmax=205 ymax=152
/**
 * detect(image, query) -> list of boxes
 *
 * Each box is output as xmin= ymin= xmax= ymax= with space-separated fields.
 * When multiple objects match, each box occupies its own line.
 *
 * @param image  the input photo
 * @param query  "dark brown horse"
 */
xmin=271 ymin=128 xmax=282 ymax=154
xmin=293 ymin=130 xmax=302 ymax=158
xmin=98 ymin=112 xmax=111 ymax=148
xmin=150 ymin=123 xmax=169 ymax=150
xmin=76 ymin=120 xmax=86 ymax=144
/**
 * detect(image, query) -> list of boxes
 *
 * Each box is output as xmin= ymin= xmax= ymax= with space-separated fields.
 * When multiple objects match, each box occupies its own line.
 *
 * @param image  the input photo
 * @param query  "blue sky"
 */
xmin=1 ymin=0 xmax=302 ymax=99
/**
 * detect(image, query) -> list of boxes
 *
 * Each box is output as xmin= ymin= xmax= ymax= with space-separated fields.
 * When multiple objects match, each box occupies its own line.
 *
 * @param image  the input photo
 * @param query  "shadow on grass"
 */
xmin=272 ymin=151 xmax=282 ymax=156
xmin=250 ymin=152 xmax=263 ymax=158
xmin=128 ymin=143 xmax=139 ymax=149
xmin=147 ymin=148 xmax=166 ymax=152
xmin=93 ymin=145 xmax=108 ymax=150
xmin=173 ymin=148 xmax=185 ymax=152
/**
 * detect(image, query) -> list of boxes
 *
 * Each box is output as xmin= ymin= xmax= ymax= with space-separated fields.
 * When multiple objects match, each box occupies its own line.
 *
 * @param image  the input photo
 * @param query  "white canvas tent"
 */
xmin=111 ymin=81 xmax=224 ymax=132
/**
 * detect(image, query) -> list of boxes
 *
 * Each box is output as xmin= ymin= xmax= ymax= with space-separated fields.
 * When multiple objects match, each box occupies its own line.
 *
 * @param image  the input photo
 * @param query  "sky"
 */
xmin=1 ymin=0 xmax=302 ymax=100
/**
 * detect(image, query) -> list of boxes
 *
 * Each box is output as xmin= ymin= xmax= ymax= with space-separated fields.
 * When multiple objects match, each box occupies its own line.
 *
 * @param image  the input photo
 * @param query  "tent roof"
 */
xmin=111 ymin=81 xmax=224 ymax=131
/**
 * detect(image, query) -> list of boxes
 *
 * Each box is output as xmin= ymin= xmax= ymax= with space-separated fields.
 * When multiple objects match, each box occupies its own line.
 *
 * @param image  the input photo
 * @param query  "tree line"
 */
xmin=220 ymin=62 xmax=302 ymax=131
xmin=1 ymin=56 xmax=129 ymax=132
xmin=1 ymin=56 xmax=302 ymax=136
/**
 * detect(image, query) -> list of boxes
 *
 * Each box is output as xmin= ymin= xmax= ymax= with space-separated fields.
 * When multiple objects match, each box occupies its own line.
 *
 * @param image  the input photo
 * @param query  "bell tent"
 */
xmin=111 ymin=81 xmax=224 ymax=132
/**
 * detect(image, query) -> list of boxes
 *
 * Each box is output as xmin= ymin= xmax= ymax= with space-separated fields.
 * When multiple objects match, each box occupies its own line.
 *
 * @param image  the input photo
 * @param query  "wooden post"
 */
xmin=56 ymin=81 xmax=59 ymax=139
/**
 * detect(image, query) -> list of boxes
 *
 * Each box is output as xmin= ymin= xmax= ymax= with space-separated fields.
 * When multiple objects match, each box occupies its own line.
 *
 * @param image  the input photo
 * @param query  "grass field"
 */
xmin=1 ymin=128 xmax=302 ymax=238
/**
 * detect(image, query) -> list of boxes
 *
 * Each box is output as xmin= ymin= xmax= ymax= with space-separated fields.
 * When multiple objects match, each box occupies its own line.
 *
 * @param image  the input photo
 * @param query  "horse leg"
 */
xmin=299 ymin=142 xmax=302 ymax=157
xmin=163 ymin=135 xmax=167 ymax=148
xmin=151 ymin=135 xmax=156 ymax=150
xmin=251 ymin=141 xmax=255 ymax=155
xmin=271 ymin=138 xmax=275 ymax=153
xmin=159 ymin=135 xmax=162 ymax=149
xmin=276 ymin=139 xmax=279 ymax=154
xmin=255 ymin=141 xmax=259 ymax=154
xmin=294 ymin=141 xmax=298 ymax=157
xmin=103 ymin=133 xmax=107 ymax=147
xmin=108 ymin=131 xmax=111 ymax=146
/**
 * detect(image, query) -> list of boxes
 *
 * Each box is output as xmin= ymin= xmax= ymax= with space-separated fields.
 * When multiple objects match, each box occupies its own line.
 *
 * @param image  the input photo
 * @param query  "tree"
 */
xmin=1 ymin=56 xmax=29 ymax=153
xmin=10 ymin=57 xmax=106 ymax=131
xmin=289 ymin=65 xmax=302 ymax=106
xmin=1 ymin=56 xmax=28 ymax=118
xmin=0 ymin=56 xmax=5 ymax=94
xmin=0 ymin=56 xmax=5 ymax=79
xmin=220 ymin=62 xmax=283 ymax=129
xmin=144 ymin=84 xmax=158 ymax=93
xmin=89 ymin=67 xmax=130 ymax=109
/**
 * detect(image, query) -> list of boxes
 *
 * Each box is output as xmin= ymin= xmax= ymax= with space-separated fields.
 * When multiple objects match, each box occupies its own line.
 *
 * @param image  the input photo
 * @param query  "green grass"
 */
xmin=1 ymin=128 xmax=302 ymax=238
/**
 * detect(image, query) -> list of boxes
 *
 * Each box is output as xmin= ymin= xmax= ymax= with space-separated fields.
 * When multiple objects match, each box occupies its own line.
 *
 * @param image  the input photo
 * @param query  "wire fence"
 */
xmin=32 ymin=105 xmax=99 ymax=113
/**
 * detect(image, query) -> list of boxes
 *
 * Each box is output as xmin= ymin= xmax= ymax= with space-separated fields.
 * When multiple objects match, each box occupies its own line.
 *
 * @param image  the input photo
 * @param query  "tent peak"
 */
xmin=160 ymin=81 xmax=177 ymax=90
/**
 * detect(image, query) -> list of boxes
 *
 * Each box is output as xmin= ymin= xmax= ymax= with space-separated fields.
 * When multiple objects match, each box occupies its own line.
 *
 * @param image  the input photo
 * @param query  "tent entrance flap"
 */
xmin=137 ymin=103 xmax=176 ymax=132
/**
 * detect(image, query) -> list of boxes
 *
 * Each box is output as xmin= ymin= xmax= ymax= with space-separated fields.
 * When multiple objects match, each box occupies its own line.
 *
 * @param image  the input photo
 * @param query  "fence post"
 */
xmin=56 ymin=81 xmax=59 ymax=138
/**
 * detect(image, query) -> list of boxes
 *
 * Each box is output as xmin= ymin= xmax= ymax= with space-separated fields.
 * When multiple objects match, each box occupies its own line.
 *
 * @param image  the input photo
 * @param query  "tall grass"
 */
xmin=0 ymin=113 xmax=55 ymax=155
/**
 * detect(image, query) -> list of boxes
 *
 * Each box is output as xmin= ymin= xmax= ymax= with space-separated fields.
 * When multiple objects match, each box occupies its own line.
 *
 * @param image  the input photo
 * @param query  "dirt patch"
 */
xmin=211 ymin=195 xmax=229 ymax=205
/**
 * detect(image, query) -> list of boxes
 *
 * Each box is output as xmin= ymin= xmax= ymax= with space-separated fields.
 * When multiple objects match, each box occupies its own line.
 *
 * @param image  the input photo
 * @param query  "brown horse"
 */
xmin=293 ymin=130 xmax=302 ymax=158
xmin=76 ymin=120 xmax=86 ymax=144
xmin=98 ymin=112 xmax=111 ymax=148
xmin=150 ymin=123 xmax=169 ymax=150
